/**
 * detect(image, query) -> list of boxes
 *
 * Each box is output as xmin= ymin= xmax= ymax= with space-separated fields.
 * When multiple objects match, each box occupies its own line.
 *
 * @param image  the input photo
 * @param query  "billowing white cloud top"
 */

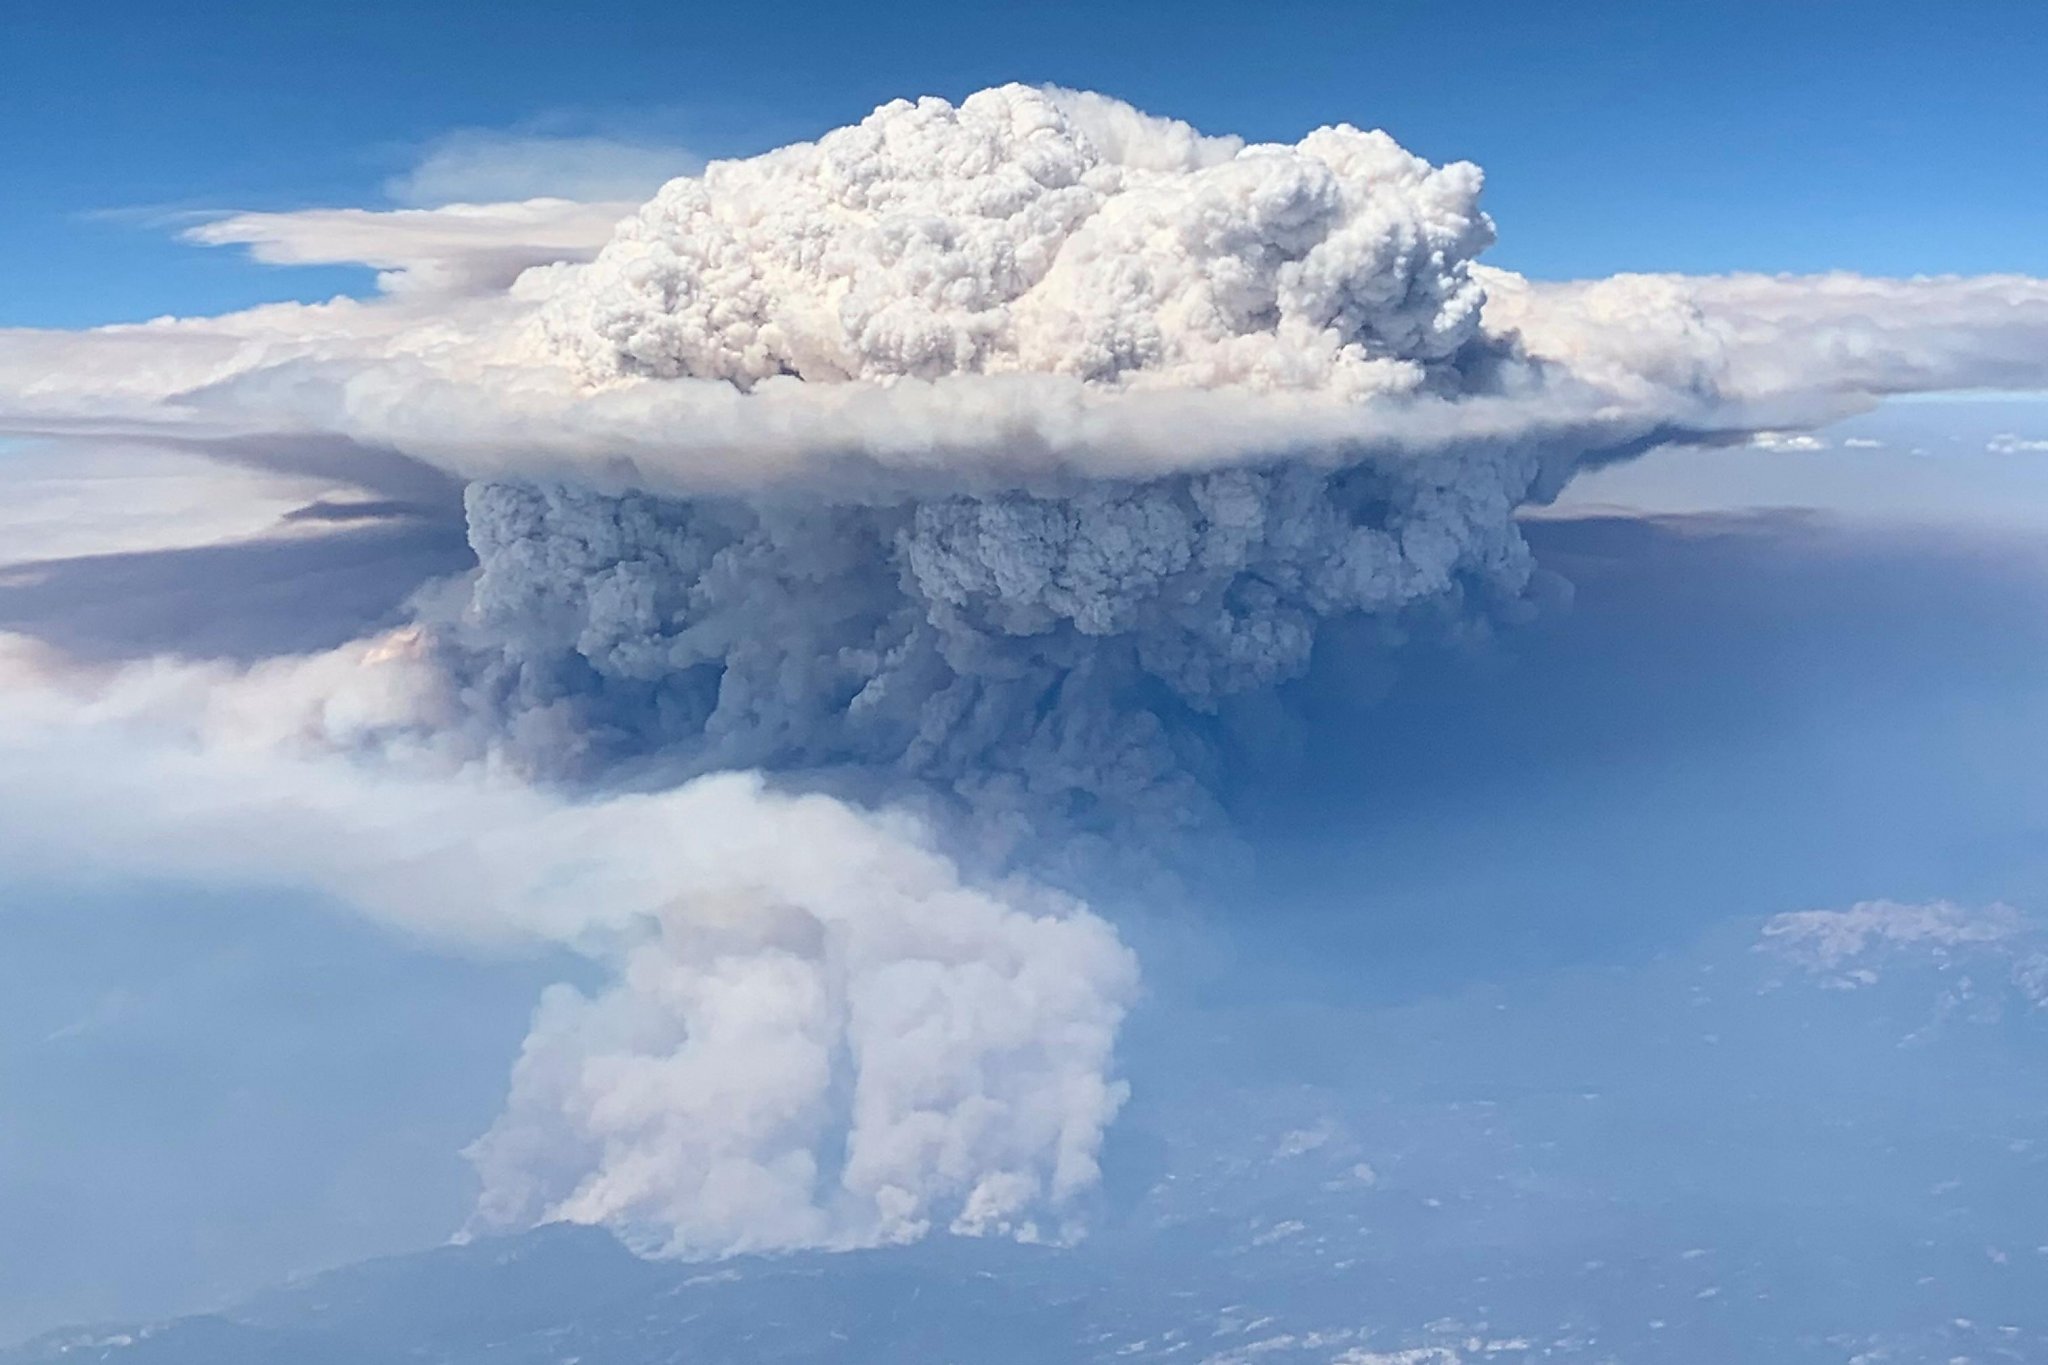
xmin=541 ymin=85 xmax=1491 ymax=397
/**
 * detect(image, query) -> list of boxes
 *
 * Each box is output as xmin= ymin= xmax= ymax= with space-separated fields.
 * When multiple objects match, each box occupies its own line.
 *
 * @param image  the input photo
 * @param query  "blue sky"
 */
xmin=8 ymin=0 xmax=2048 ymax=325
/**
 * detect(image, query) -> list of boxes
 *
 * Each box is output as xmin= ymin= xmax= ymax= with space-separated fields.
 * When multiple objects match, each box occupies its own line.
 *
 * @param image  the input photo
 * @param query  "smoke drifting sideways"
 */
xmin=5 ymin=84 xmax=2048 ymax=1266
xmin=0 ymin=634 xmax=1136 ymax=1255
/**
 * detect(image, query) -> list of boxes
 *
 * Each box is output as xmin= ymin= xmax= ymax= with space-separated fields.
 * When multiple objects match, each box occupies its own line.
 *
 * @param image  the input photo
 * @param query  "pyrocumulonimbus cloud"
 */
xmin=3 ymin=84 xmax=2046 ymax=1262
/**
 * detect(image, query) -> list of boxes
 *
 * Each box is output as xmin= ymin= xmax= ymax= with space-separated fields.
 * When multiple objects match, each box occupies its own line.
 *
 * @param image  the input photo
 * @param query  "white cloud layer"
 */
xmin=1760 ymin=900 xmax=2048 ymax=1010
xmin=1761 ymin=899 xmax=2030 ymax=969
xmin=185 ymin=200 xmax=636 ymax=298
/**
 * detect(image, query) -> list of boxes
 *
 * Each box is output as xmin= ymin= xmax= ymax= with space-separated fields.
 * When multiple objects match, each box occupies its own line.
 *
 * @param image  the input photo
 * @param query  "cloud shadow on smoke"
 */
xmin=140 ymin=435 xmax=467 ymax=512
xmin=1189 ymin=508 xmax=2048 ymax=1019
xmin=0 ymin=512 xmax=473 ymax=663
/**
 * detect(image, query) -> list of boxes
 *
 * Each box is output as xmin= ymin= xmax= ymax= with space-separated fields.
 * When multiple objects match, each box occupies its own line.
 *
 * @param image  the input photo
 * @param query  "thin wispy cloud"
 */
xmin=386 ymin=128 xmax=700 ymax=207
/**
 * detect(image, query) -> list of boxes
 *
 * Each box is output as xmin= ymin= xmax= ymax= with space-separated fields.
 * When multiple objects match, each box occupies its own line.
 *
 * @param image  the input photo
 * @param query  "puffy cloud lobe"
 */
xmin=0 ymin=636 xmax=1137 ymax=1254
xmin=1485 ymin=269 xmax=2048 ymax=416
xmin=540 ymin=85 xmax=1494 ymax=397
xmin=469 ymin=861 xmax=1134 ymax=1254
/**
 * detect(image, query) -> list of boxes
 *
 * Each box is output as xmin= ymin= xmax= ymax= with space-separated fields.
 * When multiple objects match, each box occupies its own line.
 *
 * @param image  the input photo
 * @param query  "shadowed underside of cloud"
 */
xmin=0 ymin=514 xmax=472 ymax=662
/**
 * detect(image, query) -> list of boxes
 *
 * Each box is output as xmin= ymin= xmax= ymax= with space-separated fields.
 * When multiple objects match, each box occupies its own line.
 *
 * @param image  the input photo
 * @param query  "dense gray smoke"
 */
xmin=451 ymin=441 xmax=1544 ymax=835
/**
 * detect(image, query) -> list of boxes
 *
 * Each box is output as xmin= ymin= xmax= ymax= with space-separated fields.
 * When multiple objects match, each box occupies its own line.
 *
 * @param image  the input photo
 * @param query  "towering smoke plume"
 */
xmin=443 ymin=86 xmax=1546 ymax=832
xmin=467 ymin=834 xmax=1135 ymax=1254
xmin=6 ymin=83 xmax=2048 ymax=1269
